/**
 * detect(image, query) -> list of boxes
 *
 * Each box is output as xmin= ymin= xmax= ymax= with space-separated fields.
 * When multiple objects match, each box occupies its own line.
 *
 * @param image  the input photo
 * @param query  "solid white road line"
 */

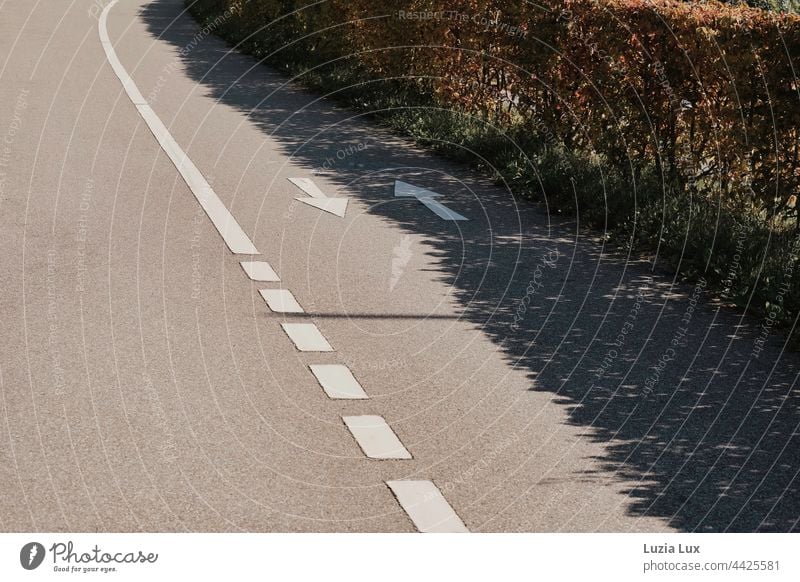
xmin=259 ymin=289 xmax=304 ymax=313
xmin=386 ymin=480 xmax=469 ymax=533
xmin=343 ymin=416 xmax=411 ymax=459
xmin=282 ymin=324 xmax=333 ymax=352
xmin=240 ymin=260 xmax=280 ymax=282
xmin=99 ymin=1 xmax=259 ymax=255
xmin=310 ymin=364 xmax=367 ymax=399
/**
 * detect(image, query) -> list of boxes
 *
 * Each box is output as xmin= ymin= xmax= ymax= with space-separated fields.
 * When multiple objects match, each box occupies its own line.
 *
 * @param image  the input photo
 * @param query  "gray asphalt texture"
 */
xmin=0 ymin=0 xmax=798 ymax=532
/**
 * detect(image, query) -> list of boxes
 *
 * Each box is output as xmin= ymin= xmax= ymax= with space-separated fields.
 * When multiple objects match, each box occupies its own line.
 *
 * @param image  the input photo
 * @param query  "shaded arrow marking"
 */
xmin=393 ymin=180 xmax=468 ymax=221
xmin=289 ymin=177 xmax=348 ymax=218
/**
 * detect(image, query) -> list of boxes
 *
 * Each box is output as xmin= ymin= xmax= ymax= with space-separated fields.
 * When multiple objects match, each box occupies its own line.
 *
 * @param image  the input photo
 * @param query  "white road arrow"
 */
xmin=393 ymin=180 xmax=468 ymax=221
xmin=289 ymin=177 xmax=348 ymax=218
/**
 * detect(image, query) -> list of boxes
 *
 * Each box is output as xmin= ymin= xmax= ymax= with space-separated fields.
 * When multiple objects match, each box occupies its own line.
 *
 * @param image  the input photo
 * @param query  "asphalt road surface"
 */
xmin=1 ymin=0 xmax=798 ymax=532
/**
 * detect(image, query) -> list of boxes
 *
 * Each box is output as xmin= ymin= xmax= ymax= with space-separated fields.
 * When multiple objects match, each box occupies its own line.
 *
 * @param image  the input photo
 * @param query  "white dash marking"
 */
xmin=99 ymin=0 xmax=259 ymax=255
xmin=310 ymin=365 xmax=367 ymax=399
xmin=259 ymin=289 xmax=304 ymax=313
xmin=240 ymin=261 xmax=280 ymax=282
xmin=343 ymin=415 xmax=411 ymax=459
xmin=282 ymin=324 xmax=333 ymax=352
xmin=387 ymin=480 xmax=469 ymax=533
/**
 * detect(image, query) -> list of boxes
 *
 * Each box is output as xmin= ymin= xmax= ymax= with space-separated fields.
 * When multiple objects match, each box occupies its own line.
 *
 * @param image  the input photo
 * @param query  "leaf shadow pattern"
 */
xmin=140 ymin=0 xmax=799 ymax=532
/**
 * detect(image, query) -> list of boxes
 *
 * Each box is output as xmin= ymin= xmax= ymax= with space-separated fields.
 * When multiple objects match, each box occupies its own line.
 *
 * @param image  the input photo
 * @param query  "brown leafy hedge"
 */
xmin=195 ymin=0 xmax=799 ymax=222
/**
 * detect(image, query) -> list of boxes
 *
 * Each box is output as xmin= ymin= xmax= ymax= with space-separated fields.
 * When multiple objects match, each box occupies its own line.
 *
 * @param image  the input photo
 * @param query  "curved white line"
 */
xmin=98 ymin=0 xmax=259 ymax=255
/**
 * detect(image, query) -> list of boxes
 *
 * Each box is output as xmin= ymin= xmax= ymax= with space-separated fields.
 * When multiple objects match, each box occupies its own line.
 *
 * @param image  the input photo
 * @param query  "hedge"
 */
xmin=186 ymin=0 xmax=800 ymax=339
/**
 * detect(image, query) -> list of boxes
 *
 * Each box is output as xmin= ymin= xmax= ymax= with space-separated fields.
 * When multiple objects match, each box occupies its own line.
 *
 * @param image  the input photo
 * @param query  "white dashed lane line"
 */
xmin=241 ymin=261 xmax=280 ymax=282
xmin=343 ymin=416 xmax=412 ymax=459
xmin=282 ymin=323 xmax=333 ymax=352
xmin=103 ymin=0 xmax=470 ymax=533
xmin=310 ymin=364 xmax=367 ymax=399
xmin=259 ymin=289 xmax=304 ymax=313
xmin=387 ymin=480 xmax=469 ymax=533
